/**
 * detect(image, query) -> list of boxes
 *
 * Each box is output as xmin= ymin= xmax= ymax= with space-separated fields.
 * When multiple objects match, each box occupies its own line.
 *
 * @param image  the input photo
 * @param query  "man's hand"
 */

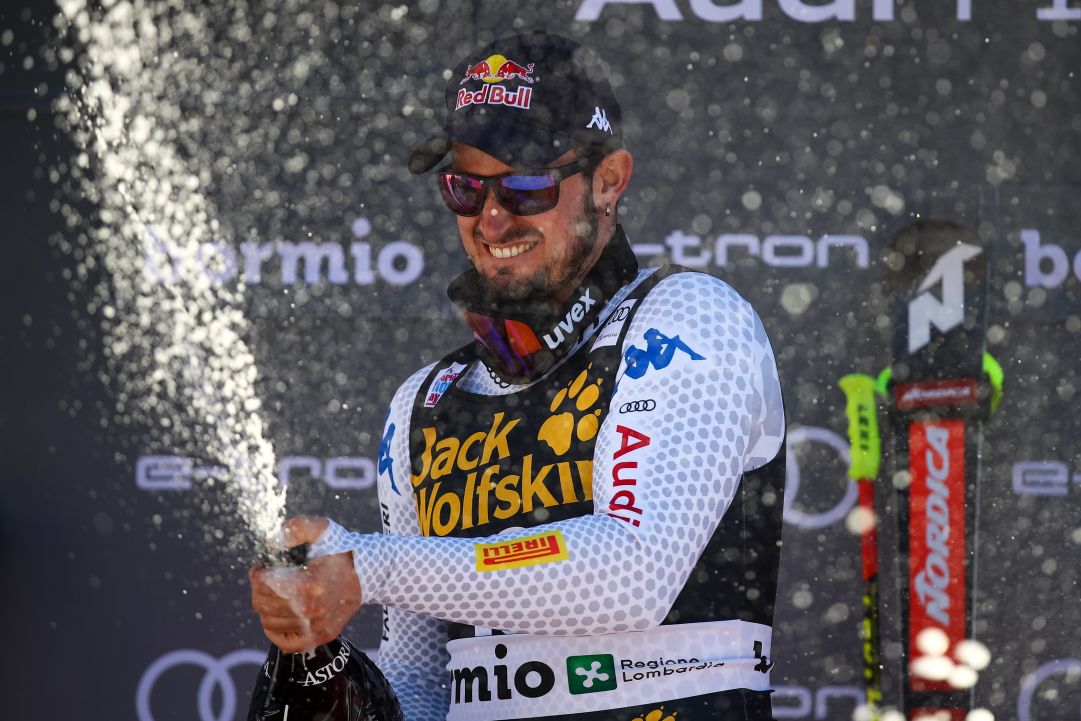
xmin=249 ymin=516 xmax=362 ymax=653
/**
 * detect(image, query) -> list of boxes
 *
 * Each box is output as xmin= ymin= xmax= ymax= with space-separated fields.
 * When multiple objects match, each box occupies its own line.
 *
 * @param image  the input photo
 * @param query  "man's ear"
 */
xmin=594 ymin=149 xmax=633 ymax=207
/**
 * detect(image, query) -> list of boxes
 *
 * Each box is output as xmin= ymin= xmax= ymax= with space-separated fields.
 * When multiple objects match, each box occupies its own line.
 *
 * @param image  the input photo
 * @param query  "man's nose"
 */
xmin=477 ymin=186 xmax=514 ymax=240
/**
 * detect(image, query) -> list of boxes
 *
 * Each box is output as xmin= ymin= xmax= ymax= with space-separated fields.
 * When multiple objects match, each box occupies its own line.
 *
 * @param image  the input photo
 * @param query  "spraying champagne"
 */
xmin=248 ymin=545 xmax=403 ymax=721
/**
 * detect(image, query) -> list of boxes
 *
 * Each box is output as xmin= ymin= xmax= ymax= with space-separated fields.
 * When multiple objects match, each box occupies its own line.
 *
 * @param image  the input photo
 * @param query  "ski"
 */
xmin=880 ymin=220 xmax=996 ymax=720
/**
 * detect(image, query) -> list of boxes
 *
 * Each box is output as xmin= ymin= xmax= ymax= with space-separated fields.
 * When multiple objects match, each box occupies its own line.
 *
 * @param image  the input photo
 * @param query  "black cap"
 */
xmin=409 ymin=31 xmax=623 ymax=174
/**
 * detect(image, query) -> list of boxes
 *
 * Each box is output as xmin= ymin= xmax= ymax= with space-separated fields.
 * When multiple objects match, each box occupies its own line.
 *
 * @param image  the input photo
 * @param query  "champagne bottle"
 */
xmin=248 ymin=545 xmax=403 ymax=721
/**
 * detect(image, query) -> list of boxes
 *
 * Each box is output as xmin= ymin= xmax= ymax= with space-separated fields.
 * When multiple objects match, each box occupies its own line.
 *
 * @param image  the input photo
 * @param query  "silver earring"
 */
xmin=605 ymin=203 xmax=612 ymax=217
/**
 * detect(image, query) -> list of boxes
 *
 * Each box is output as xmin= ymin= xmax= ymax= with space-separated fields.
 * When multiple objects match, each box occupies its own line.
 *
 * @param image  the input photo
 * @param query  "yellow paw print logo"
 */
xmin=632 ymin=707 xmax=677 ymax=721
xmin=537 ymin=365 xmax=603 ymax=456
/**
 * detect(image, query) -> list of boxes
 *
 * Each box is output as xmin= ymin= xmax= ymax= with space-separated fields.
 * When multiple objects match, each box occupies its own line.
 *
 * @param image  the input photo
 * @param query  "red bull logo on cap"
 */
xmin=459 ymin=54 xmax=536 ymax=85
xmin=455 ymin=53 xmax=535 ymax=111
xmin=456 ymin=84 xmax=533 ymax=111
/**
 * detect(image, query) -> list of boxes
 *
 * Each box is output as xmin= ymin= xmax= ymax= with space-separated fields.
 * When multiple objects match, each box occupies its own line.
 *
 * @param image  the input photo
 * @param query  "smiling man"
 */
xmin=251 ymin=31 xmax=788 ymax=721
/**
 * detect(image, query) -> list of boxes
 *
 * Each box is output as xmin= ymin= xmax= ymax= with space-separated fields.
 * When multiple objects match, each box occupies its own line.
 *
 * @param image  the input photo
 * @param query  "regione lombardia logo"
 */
xmin=566 ymin=654 xmax=618 ymax=694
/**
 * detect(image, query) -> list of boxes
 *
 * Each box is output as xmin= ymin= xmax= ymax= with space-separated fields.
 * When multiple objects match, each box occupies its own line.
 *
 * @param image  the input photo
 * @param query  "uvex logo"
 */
xmin=907 ymin=244 xmax=982 ymax=353
xmin=544 ymin=289 xmax=597 ymax=349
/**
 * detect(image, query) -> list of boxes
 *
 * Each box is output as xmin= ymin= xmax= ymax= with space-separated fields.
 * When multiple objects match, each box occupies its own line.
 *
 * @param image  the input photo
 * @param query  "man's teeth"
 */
xmin=489 ymin=242 xmax=537 ymax=259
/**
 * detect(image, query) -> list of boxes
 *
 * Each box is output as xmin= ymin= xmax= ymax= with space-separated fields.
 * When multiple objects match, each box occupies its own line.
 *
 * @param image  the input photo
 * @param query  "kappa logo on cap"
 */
xmin=586 ymin=106 xmax=612 ymax=134
xmin=459 ymin=54 xmax=535 ymax=85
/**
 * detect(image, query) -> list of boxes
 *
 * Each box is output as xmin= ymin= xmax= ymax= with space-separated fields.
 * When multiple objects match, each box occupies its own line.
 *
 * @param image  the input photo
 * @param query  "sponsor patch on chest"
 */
xmin=590 ymin=298 xmax=638 ymax=351
xmin=424 ymin=362 xmax=468 ymax=408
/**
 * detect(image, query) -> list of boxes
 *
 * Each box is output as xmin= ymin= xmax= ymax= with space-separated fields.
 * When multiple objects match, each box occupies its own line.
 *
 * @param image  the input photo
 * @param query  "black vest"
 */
xmin=409 ymin=251 xmax=786 ymax=640
xmin=408 ymin=276 xmax=661 ymax=540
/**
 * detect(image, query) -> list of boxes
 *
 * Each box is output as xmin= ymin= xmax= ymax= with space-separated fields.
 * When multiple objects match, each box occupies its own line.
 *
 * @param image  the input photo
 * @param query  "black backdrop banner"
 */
xmin=2 ymin=1 xmax=1079 ymax=720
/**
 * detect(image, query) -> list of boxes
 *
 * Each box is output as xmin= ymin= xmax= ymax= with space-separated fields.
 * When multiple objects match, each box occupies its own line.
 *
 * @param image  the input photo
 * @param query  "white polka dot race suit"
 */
xmin=312 ymin=229 xmax=787 ymax=721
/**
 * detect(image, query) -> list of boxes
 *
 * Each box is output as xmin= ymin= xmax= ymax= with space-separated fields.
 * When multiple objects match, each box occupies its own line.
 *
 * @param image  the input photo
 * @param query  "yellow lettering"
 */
xmin=416 ymin=422 xmax=595 ymax=535
xmin=576 ymin=459 xmax=594 ymax=501
xmin=432 ymin=489 xmax=461 ymax=537
xmin=461 ymin=470 xmax=477 ymax=530
xmin=412 ymin=427 xmax=439 ymax=487
xmin=457 ymin=431 xmax=486 ymax=470
xmin=477 ymin=465 xmax=499 ymax=527
xmin=415 ymin=481 xmax=441 ymax=536
xmin=482 ymin=412 xmax=520 ymax=465
xmin=556 ymin=460 xmax=578 ymax=504
xmin=521 ymin=455 xmax=557 ymax=512
xmin=431 ymin=437 xmax=459 ymax=479
xmin=493 ymin=475 xmax=521 ymax=519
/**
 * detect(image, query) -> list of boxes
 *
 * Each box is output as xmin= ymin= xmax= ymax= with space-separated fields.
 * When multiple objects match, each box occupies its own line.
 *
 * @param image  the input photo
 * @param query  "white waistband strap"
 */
xmin=445 ymin=620 xmax=774 ymax=721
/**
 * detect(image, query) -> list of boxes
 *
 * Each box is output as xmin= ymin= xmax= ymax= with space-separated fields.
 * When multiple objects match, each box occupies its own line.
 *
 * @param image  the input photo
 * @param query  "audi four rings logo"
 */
xmin=136 ymin=648 xmax=265 ymax=721
xmin=1018 ymin=658 xmax=1081 ymax=721
xmin=783 ymin=426 xmax=858 ymax=530
xmin=619 ymin=399 xmax=657 ymax=413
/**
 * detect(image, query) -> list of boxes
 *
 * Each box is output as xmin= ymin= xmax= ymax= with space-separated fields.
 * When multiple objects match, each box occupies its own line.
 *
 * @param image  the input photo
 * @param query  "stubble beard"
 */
xmin=475 ymin=192 xmax=600 ymax=304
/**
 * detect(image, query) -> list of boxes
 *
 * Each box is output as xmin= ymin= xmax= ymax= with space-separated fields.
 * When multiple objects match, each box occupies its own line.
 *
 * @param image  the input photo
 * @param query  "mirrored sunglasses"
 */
xmin=437 ymin=155 xmax=600 ymax=217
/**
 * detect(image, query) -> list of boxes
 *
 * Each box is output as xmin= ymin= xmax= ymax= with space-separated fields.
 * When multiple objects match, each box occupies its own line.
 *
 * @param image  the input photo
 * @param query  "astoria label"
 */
xmin=300 ymin=643 xmax=351 ymax=687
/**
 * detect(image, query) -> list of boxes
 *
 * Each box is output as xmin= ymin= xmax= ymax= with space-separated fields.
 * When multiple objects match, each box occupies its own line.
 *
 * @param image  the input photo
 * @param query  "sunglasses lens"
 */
xmin=497 ymin=174 xmax=559 ymax=216
xmin=439 ymin=173 xmax=486 ymax=215
xmin=438 ymin=165 xmax=575 ymax=217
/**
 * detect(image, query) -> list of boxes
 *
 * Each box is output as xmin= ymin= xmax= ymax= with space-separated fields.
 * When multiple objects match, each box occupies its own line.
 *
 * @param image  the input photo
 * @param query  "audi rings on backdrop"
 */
xmin=136 ymin=648 xmax=265 ymax=721
xmin=783 ymin=426 xmax=858 ymax=530
xmin=1017 ymin=658 xmax=1081 ymax=721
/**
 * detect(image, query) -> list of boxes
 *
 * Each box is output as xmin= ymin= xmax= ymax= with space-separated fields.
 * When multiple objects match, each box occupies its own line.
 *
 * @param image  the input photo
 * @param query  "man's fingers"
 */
xmin=250 ymin=570 xmax=294 ymax=613
xmin=251 ymin=590 xmax=295 ymax=616
xmin=248 ymin=529 xmax=359 ymax=653
xmin=261 ymin=623 xmax=338 ymax=654
xmin=280 ymin=515 xmax=330 ymax=548
xmin=259 ymin=615 xmax=310 ymax=634
xmin=251 ymin=565 xmax=344 ymax=618
xmin=264 ymin=630 xmax=313 ymax=655
xmin=252 ymin=584 xmax=328 ymax=618
xmin=307 ymin=553 xmax=362 ymax=605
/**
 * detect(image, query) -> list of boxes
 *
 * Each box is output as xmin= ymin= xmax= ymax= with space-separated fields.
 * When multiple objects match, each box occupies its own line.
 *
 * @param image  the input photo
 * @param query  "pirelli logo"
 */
xmin=474 ymin=530 xmax=569 ymax=572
